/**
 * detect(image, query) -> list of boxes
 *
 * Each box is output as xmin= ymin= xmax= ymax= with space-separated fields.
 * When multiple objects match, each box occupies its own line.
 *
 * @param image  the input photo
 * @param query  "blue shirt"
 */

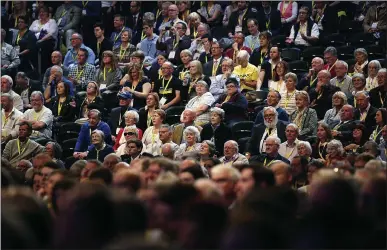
xmin=63 ymin=44 xmax=96 ymax=67
xmin=110 ymin=27 xmax=132 ymax=48
xmin=75 ymin=121 xmax=112 ymax=152
xmin=139 ymin=34 xmax=159 ymax=59
xmin=244 ymin=35 xmax=260 ymax=51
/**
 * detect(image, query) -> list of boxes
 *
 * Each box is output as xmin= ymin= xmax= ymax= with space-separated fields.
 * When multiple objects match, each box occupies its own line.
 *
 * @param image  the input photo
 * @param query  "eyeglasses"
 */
xmin=124 ymin=132 xmax=135 ymax=136
xmin=264 ymin=114 xmax=275 ymax=118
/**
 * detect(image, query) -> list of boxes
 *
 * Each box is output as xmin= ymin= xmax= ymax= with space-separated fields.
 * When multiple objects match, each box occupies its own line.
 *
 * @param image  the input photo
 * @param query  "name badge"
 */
xmin=168 ymin=51 xmax=176 ymax=59
xmin=14 ymin=46 xmax=20 ymax=54
xmin=159 ymin=97 xmax=167 ymax=105
xmin=371 ymin=22 xmax=378 ymax=29
xmin=100 ymin=84 xmax=106 ymax=89
xmin=82 ymin=9 xmax=87 ymax=15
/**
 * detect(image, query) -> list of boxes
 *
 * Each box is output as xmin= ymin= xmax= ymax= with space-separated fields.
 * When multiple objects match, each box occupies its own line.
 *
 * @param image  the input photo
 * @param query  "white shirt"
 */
xmin=29 ymin=19 xmax=58 ymax=41
xmin=289 ymin=22 xmax=319 ymax=46
xmin=23 ymin=106 xmax=53 ymax=138
xmin=185 ymin=92 xmax=215 ymax=125
xmin=269 ymin=80 xmax=287 ymax=93
xmin=1 ymin=107 xmax=23 ymax=139
xmin=260 ymin=127 xmax=278 ymax=153
xmin=5 ymin=90 xmax=23 ymax=112
xmin=142 ymin=126 xmax=162 ymax=156
xmin=279 ymin=140 xmax=299 ymax=162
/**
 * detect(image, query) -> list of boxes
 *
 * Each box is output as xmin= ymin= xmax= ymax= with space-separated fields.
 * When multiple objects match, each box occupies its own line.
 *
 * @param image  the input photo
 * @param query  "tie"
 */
xmin=133 ymin=16 xmax=137 ymax=27
xmin=213 ymin=60 xmax=218 ymax=76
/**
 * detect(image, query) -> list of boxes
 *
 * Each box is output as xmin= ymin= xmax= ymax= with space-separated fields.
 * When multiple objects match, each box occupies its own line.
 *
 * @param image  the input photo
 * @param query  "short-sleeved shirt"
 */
xmin=23 ymin=106 xmax=53 ymax=138
xmin=153 ymin=76 xmax=182 ymax=104
xmin=233 ymin=63 xmax=258 ymax=91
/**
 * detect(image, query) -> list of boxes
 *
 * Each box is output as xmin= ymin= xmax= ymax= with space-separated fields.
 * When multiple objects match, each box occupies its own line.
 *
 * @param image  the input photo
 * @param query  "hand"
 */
xmin=228 ymin=32 xmax=234 ymax=38
xmin=73 ymin=152 xmax=81 ymax=158
xmin=232 ymin=42 xmax=238 ymax=51
xmin=48 ymin=74 xmax=56 ymax=84
xmin=285 ymin=38 xmax=293 ymax=44
xmin=111 ymin=135 xmax=116 ymax=143
xmin=24 ymin=104 xmax=32 ymax=109
xmin=37 ymin=40 xmax=42 ymax=44
xmin=2 ymin=64 xmax=9 ymax=68
xmin=331 ymin=130 xmax=339 ymax=137
xmin=245 ymin=153 xmax=251 ymax=160
xmin=215 ymin=103 xmax=222 ymax=108
xmin=69 ymin=100 xmax=76 ymax=108
xmin=308 ymin=68 xmax=315 ymax=77
xmin=301 ymin=33 xmax=307 ymax=40
xmin=79 ymin=152 xmax=88 ymax=159
xmin=161 ymin=104 xmax=169 ymax=110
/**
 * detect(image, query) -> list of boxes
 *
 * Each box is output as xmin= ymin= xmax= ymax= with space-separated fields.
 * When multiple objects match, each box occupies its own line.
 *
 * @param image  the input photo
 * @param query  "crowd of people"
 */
xmin=1 ymin=0 xmax=387 ymax=249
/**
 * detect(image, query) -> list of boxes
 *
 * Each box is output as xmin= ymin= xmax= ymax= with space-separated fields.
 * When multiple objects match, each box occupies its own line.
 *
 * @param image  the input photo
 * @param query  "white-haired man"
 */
xmin=1 ymin=75 xmax=23 ymax=111
xmin=369 ymin=68 xmax=387 ymax=108
xmin=211 ymin=164 xmax=241 ymax=209
xmin=354 ymin=91 xmax=378 ymax=136
xmin=279 ymin=123 xmax=300 ymax=162
xmin=172 ymin=109 xmax=200 ymax=144
xmin=219 ymin=140 xmax=249 ymax=167
xmin=1 ymin=93 xmax=23 ymax=144
xmin=232 ymin=49 xmax=258 ymax=92
xmin=245 ymin=106 xmax=287 ymax=158
xmin=255 ymin=136 xmax=290 ymax=166
xmin=1 ymin=28 xmax=20 ymax=76
xmin=329 ymin=60 xmax=353 ymax=97
xmin=297 ymin=57 xmax=324 ymax=91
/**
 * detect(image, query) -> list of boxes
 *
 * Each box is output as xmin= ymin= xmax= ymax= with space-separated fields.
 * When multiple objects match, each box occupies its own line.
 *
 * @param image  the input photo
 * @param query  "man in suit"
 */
xmin=297 ymin=57 xmax=324 ymax=91
xmin=245 ymin=106 xmax=287 ymax=158
xmin=125 ymin=1 xmax=144 ymax=45
xmin=227 ymin=0 xmax=258 ymax=36
xmin=369 ymin=68 xmax=387 ymax=108
xmin=354 ymin=91 xmax=378 ymax=138
xmin=203 ymin=40 xmax=224 ymax=77
xmin=330 ymin=104 xmax=357 ymax=145
xmin=108 ymin=92 xmax=135 ymax=137
xmin=14 ymin=72 xmax=44 ymax=111
xmin=251 ymin=136 xmax=290 ymax=166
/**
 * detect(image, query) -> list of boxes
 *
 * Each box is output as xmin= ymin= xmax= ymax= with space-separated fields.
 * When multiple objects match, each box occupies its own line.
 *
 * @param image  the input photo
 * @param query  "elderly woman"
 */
xmin=185 ymin=81 xmax=215 ymax=126
xmin=75 ymin=81 xmax=104 ymax=121
xmin=95 ymin=51 xmax=122 ymax=91
xmin=279 ymin=72 xmax=299 ymax=115
xmin=323 ymin=91 xmax=348 ymax=126
xmin=120 ymin=62 xmax=151 ymax=110
xmin=289 ymin=91 xmax=318 ymax=140
xmin=199 ymin=140 xmax=217 ymax=167
xmin=86 ymin=130 xmax=114 ymax=162
xmin=142 ymin=109 xmax=165 ymax=156
xmin=113 ymin=30 xmax=136 ymax=68
xmin=45 ymin=141 xmax=65 ymax=169
xmin=326 ymin=139 xmax=346 ymax=167
xmin=350 ymin=73 xmax=367 ymax=107
xmin=197 ymin=1 xmax=222 ymax=26
xmin=312 ymin=122 xmax=333 ymax=160
xmin=269 ymin=61 xmax=289 ymax=93
xmin=352 ymin=48 xmax=368 ymax=75
xmin=174 ymin=49 xmax=193 ymax=81
xmin=365 ymin=60 xmax=382 ymax=91
xmin=214 ymin=77 xmax=248 ymax=126
xmin=297 ymin=141 xmax=313 ymax=162
xmin=174 ymin=126 xmax=202 ymax=160
xmin=177 ymin=1 xmax=191 ymax=22
xmin=186 ymin=12 xmax=202 ymax=39
xmin=232 ymin=50 xmax=258 ymax=92
xmin=116 ymin=127 xmax=144 ymax=157
xmin=210 ymin=58 xmax=240 ymax=101
xmin=201 ymin=107 xmax=232 ymax=156
xmin=370 ymin=108 xmax=387 ymax=144
xmin=114 ymin=110 xmax=143 ymax=150
xmin=138 ymin=93 xmax=160 ymax=133
xmin=182 ymin=60 xmax=211 ymax=103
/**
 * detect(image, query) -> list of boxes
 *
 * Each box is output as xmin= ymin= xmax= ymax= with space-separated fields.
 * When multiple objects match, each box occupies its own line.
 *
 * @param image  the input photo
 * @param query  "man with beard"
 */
xmin=245 ymin=106 xmax=286 ymax=159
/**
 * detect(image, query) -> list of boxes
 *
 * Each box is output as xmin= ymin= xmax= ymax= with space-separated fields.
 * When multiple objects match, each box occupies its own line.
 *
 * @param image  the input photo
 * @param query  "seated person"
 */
xmin=116 ymin=127 xmax=144 ymax=157
xmin=224 ymin=32 xmax=252 ymax=63
xmin=75 ymin=81 xmax=105 ymax=121
xmin=232 ymin=50 xmax=258 ymax=92
xmin=285 ymin=6 xmax=319 ymax=48
xmin=329 ymin=60 xmax=353 ymax=97
xmin=63 ymin=33 xmax=95 ymax=67
xmin=114 ymin=110 xmax=143 ymax=150
xmin=209 ymin=58 xmax=240 ymax=101
xmin=15 ymin=72 xmax=44 ymax=110
xmin=255 ymin=90 xmax=289 ymax=125
xmin=185 ymin=81 xmax=215 ymax=126
xmin=2 ymin=121 xmax=45 ymax=167
xmin=67 ymin=48 xmax=96 ymax=91
xmin=20 ymin=91 xmax=53 ymax=138
xmin=1 ymin=75 xmax=23 ymax=111
xmin=354 ymin=91 xmax=378 ymax=137
xmin=214 ymin=78 xmax=248 ymax=126
xmin=73 ymin=109 xmax=112 ymax=160
xmin=86 ymin=130 xmax=114 ymax=162
xmin=51 ymin=81 xmax=76 ymax=123
xmin=172 ymin=109 xmax=201 ymax=145
xmin=44 ymin=66 xmax=74 ymax=106
xmin=219 ymin=140 xmax=249 ymax=167
xmin=181 ymin=60 xmax=211 ymax=103
xmin=1 ymin=94 xmax=23 ymax=144
xmin=245 ymin=106 xmax=287 ymax=158
xmin=297 ymin=57 xmax=324 ymax=91
xmin=94 ymin=50 xmax=122 ymax=92
xmin=250 ymin=136 xmax=290 ymax=166
xmin=1 ymin=28 xmax=20 ymax=76
xmin=258 ymin=46 xmax=282 ymax=90
xmin=330 ymin=104 xmax=357 ymax=145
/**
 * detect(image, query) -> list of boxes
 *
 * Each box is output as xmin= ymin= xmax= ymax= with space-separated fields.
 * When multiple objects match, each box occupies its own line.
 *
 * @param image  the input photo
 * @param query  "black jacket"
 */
xmin=156 ymin=35 xmax=191 ymax=65
xmin=329 ymin=119 xmax=358 ymax=145
xmin=354 ymin=105 xmax=378 ymax=137
xmin=138 ymin=107 xmax=153 ymax=133
xmin=309 ymin=84 xmax=341 ymax=120
xmin=227 ymin=7 xmax=258 ymax=35
xmin=369 ymin=86 xmax=387 ymax=109
xmin=76 ymin=96 xmax=105 ymax=119
xmin=203 ymin=57 xmax=224 ymax=77
xmin=246 ymin=121 xmax=287 ymax=156
xmin=52 ymin=96 xmax=76 ymax=122
xmin=257 ymin=8 xmax=282 ymax=36
xmin=201 ymin=122 xmax=232 ymax=156
xmin=252 ymin=152 xmax=290 ymax=165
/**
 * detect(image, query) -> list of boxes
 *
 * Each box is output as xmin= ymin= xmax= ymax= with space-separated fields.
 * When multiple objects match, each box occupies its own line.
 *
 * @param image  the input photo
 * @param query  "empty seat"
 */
xmin=101 ymin=90 xmax=119 ymax=113
xmin=57 ymin=122 xmax=82 ymax=143
xmin=321 ymin=33 xmax=346 ymax=47
xmin=365 ymin=45 xmax=385 ymax=61
xmin=338 ymin=20 xmax=363 ymax=34
xmin=237 ymin=137 xmax=251 ymax=154
xmin=302 ymin=46 xmax=325 ymax=65
xmin=33 ymin=137 xmax=55 ymax=146
xmin=76 ymin=91 xmax=87 ymax=102
xmin=271 ymin=35 xmax=286 ymax=48
xmin=165 ymin=106 xmax=185 ymax=125
xmin=347 ymin=32 xmax=375 ymax=47
xmin=231 ymin=121 xmax=254 ymax=141
xmin=61 ymin=138 xmax=78 ymax=161
xmin=281 ymin=48 xmax=301 ymax=62
xmin=288 ymin=60 xmax=308 ymax=73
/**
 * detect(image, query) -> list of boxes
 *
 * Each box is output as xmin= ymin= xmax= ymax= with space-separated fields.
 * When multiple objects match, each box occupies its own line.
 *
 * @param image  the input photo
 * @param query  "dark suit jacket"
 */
xmin=227 ymin=7 xmax=258 ymax=35
xmin=126 ymin=12 xmax=144 ymax=45
xmin=309 ymin=84 xmax=341 ymax=120
xmin=246 ymin=121 xmax=287 ymax=156
xmin=138 ymin=107 xmax=153 ymax=133
xmin=201 ymin=122 xmax=232 ymax=156
xmin=330 ymin=119 xmax=357 ymax=145
xmin=90 ymin=38 xmax=113 ymax=61
xmin=354 ymin=106 xmax=378 ymax=137
xmin=75 ymin=96 xmax=105 ymax=119
xmin=257 ymin=8 xmax=281 ymax=36
xmin=369 ymin=86 xmax=387 ymax=109
xmin=156 ymin=35 xmax=191 ymax=65
xmin=203 ymin=57 xmax=224 ymax=77
xmin=51 ymin=96 xmax=76 ymax=122
xmin=251 ymin=152 xmax=290 ymax=165
xmin=108 ymin=106 xmax=137 ymax=136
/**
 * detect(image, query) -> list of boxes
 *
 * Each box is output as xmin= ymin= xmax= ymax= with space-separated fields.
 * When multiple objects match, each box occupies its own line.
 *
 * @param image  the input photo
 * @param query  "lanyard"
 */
xmin=260 ymin=51 xmax=267 ymax=65
xmin=162 ymin=77 xmax=172 ymax=91
xmin=147 ymin=112 xmax=152 ymax=127
xmin=82 ymin=1 xmax=89 ymax=8
xmin=264 ymin=157 xmax=274 ymax=167
xmin=33 ymin=109 xmax=43 ymax=121
xmin=335 ymin=77 xmax=345 ymax=87
xmin=72 ymin=49 xmax=78 ymax=61
xmin=14 ymin=16 xmax=19 ymax=27
xmin=249 ymin=36 xmax=259 ymax=50
xmin=103 ymin=67 xmax=111 ymax=81
xmin=58 ymin=99 xmax=65 ymax=114
xmin=76 ymin=64 xmax=86 ymax=80
xmin=16 ymin=32 xmax=22 ymax=45
xmin=193 ymin=27 xmax=198 ymax=39
xmin=212 ymin=60 xmax=221 ymax=76
xmin=275 ymin=80 xmax=283 ymax=92
xmin=285 ymin=144 xmax=296 ymax=158
xmin=238 ymin=9 xmax=248 ymax=26
xmin=114 ymin=26 xmax=126 ymax=43
xmin=284 ymin=91 xmax=296 ymax=108
xmin=119 ymin=45 xmax=128 ymax=61
xmin=173 ymin=38 xmax=179 ymax=49
xmin=380 ymin=92 xmax=385 ymax=106
xmin=61 ymin=10 xmax=67 ymax=18
xmin=372 ymin=126 xmax=382 ymax=141
xmin=318 ymin=141 xmax=326 ymax=159
xmin=310 ymin=76 xmax=317 ymax=87
xmin=266 ymin=19 xmax=270 ymax=29
xmin=17 ymin=139 xmax=30 ymax=155
xmin=328 ymin=59 xmax=338 ymax=73
xmin=156 ymin=9 xmax=161 ymax=19
xmin=2 ymin=111 xmax=13 ymax=128
xmin=265 ymin=128 xmax=274 ymax=137
xmin=141 ymin=31 xmax=146 ymax=41
xmin=97 ymin=42 xmax=101 ymax=55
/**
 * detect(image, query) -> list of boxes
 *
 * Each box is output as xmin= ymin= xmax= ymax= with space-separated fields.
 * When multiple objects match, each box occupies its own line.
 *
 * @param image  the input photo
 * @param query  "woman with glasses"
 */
xmin=181 ymin=60 xmax=211 ymax=103
xmin=113 ymin=30 xmax=136 ymax=68
xmin=185 ymin=81 xmax=215 ymax=126
xmin=45 ymin=141 xmax=65 ymax=169
xmin=249 ymin=31 xmax=271 ymax=68
xmin=116 ymin=127 xmax=144 ymax=157
xmin=120 ymin=62 xmax=151 ymax=110
xmin=75 ymin=81 xmax=104 ymax=121
xmin=323 ymin=91 xmax=347 ymax=127
xmin=113 ymin=110 xmax=143 ymax=150
xmin=95 ymin=51 xmax=122 ymax=91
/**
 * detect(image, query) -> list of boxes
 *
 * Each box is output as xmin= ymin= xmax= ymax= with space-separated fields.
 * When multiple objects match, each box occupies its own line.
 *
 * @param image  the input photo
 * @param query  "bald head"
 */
xmin=182 ymin=109 xmax=196 ymax=125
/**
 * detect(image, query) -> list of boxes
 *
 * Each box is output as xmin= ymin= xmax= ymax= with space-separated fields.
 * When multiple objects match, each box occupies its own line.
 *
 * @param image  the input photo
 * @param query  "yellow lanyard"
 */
xmin=275 ymin=80 xmax=283 ymax=92
xmin=212 ymin=60 xmax=221 ymax=76
xmin=266 ymin=20 xmax=270 ymax=29
xmin=17 ymin=139 xmax=30 ymax=155
xmin=61 ymin=10 xmax=67 ymax=17
xmin=335 ymin=78 xmax=345 ymax=87
xmin=173 ymin=38 xmax=179 ymax=49
xmin=72 ymin=49 xmax=78 ymax=61
xmin=238 ymin=9 xmax=248 ymax=26
xmin=328 ymin=59 xmax=338 ymax=73
xmin=285 ymin=144 xmax=296 ymax=158
xmin=193 ymin=27 xmax=198 ymax=39
xmin=14 ymin=16 xmax=19 ymax=27
xmin=131 ymin=82 xmax=138 ymax=91
xmin=162 ymin=77 xmax=172 ymax=90
xmin=151 ymin=128 xmax=157 ymax=144
xmin=33 ymin=109 xmax=43 ymax=121
xmin=265 ymin=128 xmax=274 ymax=137
xmin=380 ymin=92 xmax=385 ymax=106
xmin=147 ymin=112 xmax=152 ymax=127
xmin=318 ymin=141 xmax=326 ymax=159
xmin=2 ymin=111 xmax=12 ymax=128
xmin=114 ymin=26 xmax=125 ymax=43
xmin=188 ymin=78 xmax=198 ymax=94
xmin=97 ymin=42 xmax=101 ymax=55
xmin=317 ymin=89 xmax=324 ymax=100
xmin=372 ymin=126 xmax=382 ymax=141
xmin=103 ymin=67 xmax=111 ymax=81
xmin=264 ymin=157 xmax=274 ymax=167
xmin=260 ymin=51 xmax=267 ymax=65
xmin=156 ymin=9 xmax=161 ymax=19
xmin=119 ymin=45 xmax=128 ymax=61
xmin=141 ymin=31 xmax=146 ymax=41
xmin=58 ymin=100 xmax=65 ymax=114
xmin=284 ymin=91 xmax=296 ymax=108
xmin=158 ymin=69 xmax=163 ymax=79
xmin=310 ymin=76 xmax=317 ymax=87
xmin=249 ymin=36 xmax=259 ymax=50
xmin=76 ymin=64 xmax=86 ymax=80
xmin=360 ymin=111 xmax=367 ymax=121
xmin=186 ymin=145 xmax=194 ymax=152
xmin=82 ymin=1 xmax=89 ymax=8
xmin=16 ymin=32 xmax=22 ymax=45
xmin=222 ymin=95 xmax=231 ymax=104
xmin=315 ymin=6 xmax=326 ymax=22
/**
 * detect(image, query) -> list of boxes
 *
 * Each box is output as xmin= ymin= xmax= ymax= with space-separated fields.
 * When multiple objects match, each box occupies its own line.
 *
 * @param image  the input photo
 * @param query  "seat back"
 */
xmin=271 ymin=35 xmax=286 ymax=48
xmin=287 ymin=60 xmax=308 ymax=73
xmin=347 ymin=33 xmax=375 ymax=47
xmin=281 ymin=48 xmax=301 ymax=62
xmin=302 ymin=46 xmax=325 ymax=66
xmin=61 ymin=138 xmax=78 ymax=160
xmin=165 ymin=106 xmax=185 ymax=125
xmin=57 ymin=122 xmax=82 ymax=143
xmin=231 ymin=121 xmax=254 ymax=141
xmin=101 ymin=90 xmax=119 ymax=112
xmin=321 ymin=33 xmax=346 ymax=47
xmin=237 ymin=137 xmax=251 ymax=154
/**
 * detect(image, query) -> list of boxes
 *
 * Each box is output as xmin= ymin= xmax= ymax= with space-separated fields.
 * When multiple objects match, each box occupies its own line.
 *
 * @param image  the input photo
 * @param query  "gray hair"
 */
xmin=285 ymin=72 xmax=298 ymax=85
xmin=237 ymin=50 xmax=250 ymax=61
xmin=30 ymin=91 xmax=44 ymax=101
xmin=1 ymin=75 xmax=13 ymax=87
xmin=160 ymin=124 xmax=173 ymax=133
xmin=183 ymin=126 xmax=201 ymax=142
xmin=180 ymin=49 xmax=193 ymax=58
xmin=355 ymin=90 xmax=370 ymax=99
xmin=104 ymin=153 xmax=121 ymax=162
xmin=295 ymin=90 xmax=310 ymax=103
xmin=263 ymin=106 xmax=278 ymax=117
xmin=1 ymin=93 xmax=12 ymax=101
xmin=45 ymin=141 xmax=63 ymax=159
xmin=188 ymin=12 xmax=201 ymax=21
xmin=124 ymin=110 xmax=139 ymax=123
xmin=211 ymin=164 xmax=241 ymax=182
xmin=364 ymin=160 xmax=386 ymax=171
xmin=72 ymin=33 xmax=83 ymax=41
xmin=332 ymin=91 xmax=348 ymax=105
xmin=352 ymin=72 xmax=366 ymax=82
xmin=368 ymin=60 xmax=381 ymax=71
xmin=297 ymin=141 xmax=312 ymax=154
xmin=196 ymin=80 xmax=209 ymax=90
xmin=286 ymin=123 xmax=299 ymax=134
xmin=51 ymin=65 xmax=63 ymax=75
xmin=324 ymin=46 xmax=337 ymax=56
xmin=266 ymin=136 xmax=281 ymax=146
xmin=210 ymin=107 xmax=225 ymax=120
xmin=354 ymin=48 xmax=368 ymax=58
xmin=336 ymin=60 xmax=348 ymax=70
xmin=202 ymin=140 xmax=216 ymax=155
xmin=318 ymin=69 xmax=331 ymax=78
xmin=91 ymin=129 xmax=105 ymax=141
xmin=225 ymin=140 xmax=239 ymax=153
xmin=312 ymin=57 xmax=324 ymax=64
xmin=198 ymin=22 xmax=210 ymax=33
xmin=327 ymin=139 xmax=344 ymax=155
xmin=143 ymin=12 xmax=155 ymax=23
xmin=16 ymin=72 xmax=28 ymax=80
